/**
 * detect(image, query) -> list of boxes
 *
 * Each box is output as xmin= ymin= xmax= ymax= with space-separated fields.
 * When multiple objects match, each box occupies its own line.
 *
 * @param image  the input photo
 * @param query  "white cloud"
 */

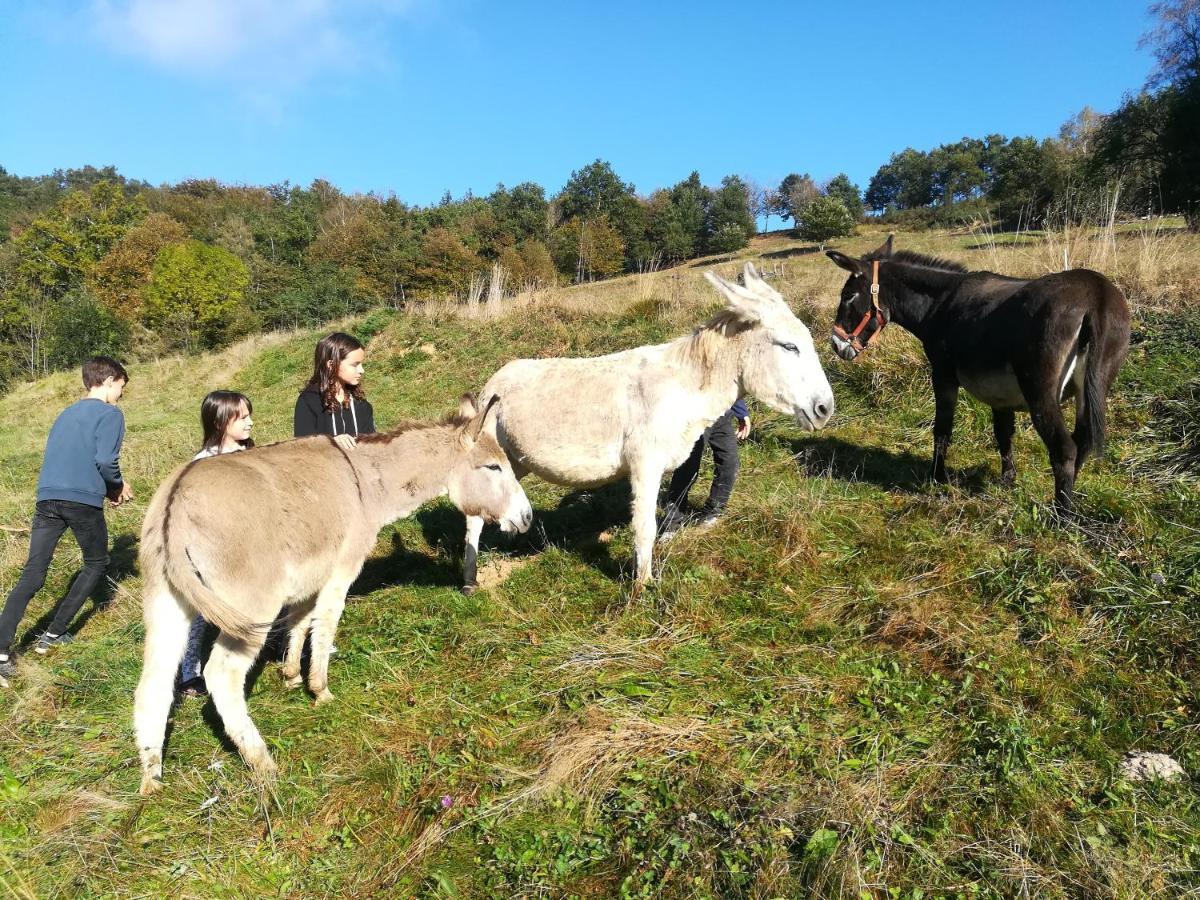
xmin=89 ymin=0 xmax=419 ymax=92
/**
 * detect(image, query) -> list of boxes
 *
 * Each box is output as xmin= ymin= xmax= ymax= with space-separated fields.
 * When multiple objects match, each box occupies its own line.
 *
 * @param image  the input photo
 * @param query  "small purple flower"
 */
xmin=441 ymin=795 xmax=453 ymax=809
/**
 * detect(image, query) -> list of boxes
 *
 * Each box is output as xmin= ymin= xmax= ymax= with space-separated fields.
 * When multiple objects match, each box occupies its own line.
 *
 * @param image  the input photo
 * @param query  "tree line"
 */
xmin=0 ymin=161 xmax=758 ymax=384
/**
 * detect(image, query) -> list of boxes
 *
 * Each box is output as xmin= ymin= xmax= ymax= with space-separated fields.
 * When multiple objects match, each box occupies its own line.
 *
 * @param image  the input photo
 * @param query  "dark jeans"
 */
xmin=665 ymin=410 xmax=740 ymax=519
xmin=0 ymin=500 xmax=109 ymax=654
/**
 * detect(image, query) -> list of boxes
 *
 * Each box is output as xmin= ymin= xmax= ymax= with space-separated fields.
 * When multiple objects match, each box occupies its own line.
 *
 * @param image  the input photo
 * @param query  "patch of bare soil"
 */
xmin=476 ymin=555 xmax=532 ymax=590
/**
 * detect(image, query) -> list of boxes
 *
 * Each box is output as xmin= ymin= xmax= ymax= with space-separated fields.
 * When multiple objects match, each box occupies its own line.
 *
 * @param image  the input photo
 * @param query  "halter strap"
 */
xmin=833 ymin=260 xmax=887 ymax=353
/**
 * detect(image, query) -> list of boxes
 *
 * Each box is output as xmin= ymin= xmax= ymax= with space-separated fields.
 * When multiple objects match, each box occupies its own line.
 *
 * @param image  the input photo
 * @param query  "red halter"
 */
xmin=832 ymin=260 xmax=887 ymax=354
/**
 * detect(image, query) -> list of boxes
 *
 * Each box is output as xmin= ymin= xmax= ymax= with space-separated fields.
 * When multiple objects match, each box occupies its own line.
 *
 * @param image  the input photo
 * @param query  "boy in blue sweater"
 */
xmin=0 ymin=356 xmax=133 ymax=682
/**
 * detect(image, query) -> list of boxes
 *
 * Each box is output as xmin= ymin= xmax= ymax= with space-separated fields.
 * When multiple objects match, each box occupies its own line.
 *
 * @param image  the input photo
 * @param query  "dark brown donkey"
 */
xmin=826 ymin=236 xmax=1130 ymax=512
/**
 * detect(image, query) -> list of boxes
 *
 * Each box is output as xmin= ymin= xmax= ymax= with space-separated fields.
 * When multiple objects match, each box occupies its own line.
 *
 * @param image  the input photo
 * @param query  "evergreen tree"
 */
xmin=557 ymin=160 xmax=643 ymax=269
xmin=705 ymin=176 xmax=754 ymax=254
xmin=777 ymin=173 xmax=820 ymax=224
xmin=824 ymin=174 xmax=864 ymax=221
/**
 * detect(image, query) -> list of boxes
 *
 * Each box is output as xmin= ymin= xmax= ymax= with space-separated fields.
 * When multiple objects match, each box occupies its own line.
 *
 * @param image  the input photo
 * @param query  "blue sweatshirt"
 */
xmin=36 ymin=399 xmax=126 ymax=508
xmin=731 ymin=398 xmax=748 ymax=419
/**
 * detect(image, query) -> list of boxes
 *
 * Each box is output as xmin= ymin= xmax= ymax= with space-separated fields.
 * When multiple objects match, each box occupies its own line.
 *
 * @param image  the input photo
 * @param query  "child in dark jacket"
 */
xmin=293 ymin=332 xmax=375 ymax=447
xmin=0 ymin=356 xmax=133 ymax=682
xmin=291 ymin=332 xmax=376 ymax=661
xmin=659 ymin=399 xmax=751 ymax=542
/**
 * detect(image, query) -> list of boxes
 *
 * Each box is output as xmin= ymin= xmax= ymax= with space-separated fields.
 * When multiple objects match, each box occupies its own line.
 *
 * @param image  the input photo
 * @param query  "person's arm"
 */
xmin=731 ymin=398 xmax=750 ymax=440
xmin=293 ymin=393 xmax=320 ymax=437
xmin=96 ymin=409 xmax=133 ymax=503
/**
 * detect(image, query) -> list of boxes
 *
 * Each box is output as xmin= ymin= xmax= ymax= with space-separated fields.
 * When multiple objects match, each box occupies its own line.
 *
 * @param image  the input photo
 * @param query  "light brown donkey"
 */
xmin=134 ymin=396 xmax=531 ymax=794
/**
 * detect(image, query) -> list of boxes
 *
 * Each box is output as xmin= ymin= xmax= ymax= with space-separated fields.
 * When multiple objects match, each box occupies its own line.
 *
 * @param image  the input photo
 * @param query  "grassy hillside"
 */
xmin=1 ymin=227 xmax=1198 ymax=898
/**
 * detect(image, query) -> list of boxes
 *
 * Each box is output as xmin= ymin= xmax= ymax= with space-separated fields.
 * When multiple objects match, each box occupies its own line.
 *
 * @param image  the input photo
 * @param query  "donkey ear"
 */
xmin=704 ymin=270 xmax=764 ymax=323
xmin=742 ymin=261 xmax=760 ymax=286
xmin=826 ymin=250 xmax=863 ymax=274
xmin=873 ymin=234 xmax=894 ymax=258
xmin=467 ymin=394 xmax=501 ymax=441
xmin=458 ymin=393 xmax=478 ymax=421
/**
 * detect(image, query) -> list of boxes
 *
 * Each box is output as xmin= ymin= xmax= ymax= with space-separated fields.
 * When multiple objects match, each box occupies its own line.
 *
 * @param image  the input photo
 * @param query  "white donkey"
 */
xmin=462 ymin=263 xmax=835 ymax=590
xmin=134 ymin=396 xmax=532 ymax=794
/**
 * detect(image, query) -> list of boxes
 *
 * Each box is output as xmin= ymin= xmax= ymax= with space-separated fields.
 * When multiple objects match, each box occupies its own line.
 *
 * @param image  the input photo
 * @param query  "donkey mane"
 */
xmin=876 ymin=249 xmax=969 ymax=273
xmin=356 ymin=410 xmax=473 ymax=445
xmin=672 ymin=309 xmax=755 ymax=375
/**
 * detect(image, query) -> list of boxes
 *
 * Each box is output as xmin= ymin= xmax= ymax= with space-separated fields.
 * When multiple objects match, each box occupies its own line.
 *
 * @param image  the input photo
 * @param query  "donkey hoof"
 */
xmin=1052 ymin=503 xmax=1076 ymax=524
xmin=246 ymin=749 xmax=278 ymax=779
xmin=314 ymin=689 xmax=335 ymax=706
xmin=139 ymin=775 xmax=163 ymax=796
xmin=1000 ymin=470 xmax=1017 ymax=488
xmin=283 ymin=673 xmax=303 ymax=689
xmin=461 ymin=583 xmax=478 ymax=596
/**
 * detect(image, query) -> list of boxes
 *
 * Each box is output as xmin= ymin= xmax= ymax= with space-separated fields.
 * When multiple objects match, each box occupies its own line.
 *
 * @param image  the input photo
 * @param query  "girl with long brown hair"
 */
xmin=293 ymin=332 xmax=376 ymax=449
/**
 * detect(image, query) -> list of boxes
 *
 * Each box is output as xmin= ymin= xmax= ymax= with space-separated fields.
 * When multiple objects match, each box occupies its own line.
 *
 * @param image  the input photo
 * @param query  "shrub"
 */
xmin=707 ymin=222 xmax=751 ymax=255
xmin=795 ymin=196 xmax=855 ymax=244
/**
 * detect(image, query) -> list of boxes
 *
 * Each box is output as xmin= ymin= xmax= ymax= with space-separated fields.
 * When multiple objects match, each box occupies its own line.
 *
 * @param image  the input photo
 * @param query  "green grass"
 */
xmin=1 ymin=231 xmax=1199 ymax=897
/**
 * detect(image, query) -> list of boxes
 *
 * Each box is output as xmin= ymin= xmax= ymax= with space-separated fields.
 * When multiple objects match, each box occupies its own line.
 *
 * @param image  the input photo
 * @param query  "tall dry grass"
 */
xmin=966 ymin=192 xmax=1197 ymax=314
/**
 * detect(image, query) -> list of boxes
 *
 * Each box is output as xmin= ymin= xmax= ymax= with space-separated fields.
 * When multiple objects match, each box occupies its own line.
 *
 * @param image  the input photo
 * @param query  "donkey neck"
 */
xmin=349 ymin=425 xmax=464 ymax=528
xmin=880 ymin=262 xmax=964 ymax=338
xmin=668 ymin=323 xmax=745 ymax=417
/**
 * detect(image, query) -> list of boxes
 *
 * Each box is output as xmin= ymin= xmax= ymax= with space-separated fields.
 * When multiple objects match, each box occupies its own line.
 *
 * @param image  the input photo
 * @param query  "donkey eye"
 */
xmin=484 ymin=463 xmax=502 ymax=472
xmin=779 ymin=342 xmax=799 ymax=354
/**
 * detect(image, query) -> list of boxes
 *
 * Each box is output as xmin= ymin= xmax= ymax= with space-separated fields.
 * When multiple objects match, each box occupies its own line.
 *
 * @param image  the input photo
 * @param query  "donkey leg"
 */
xmin=930 ymin=376 xmax=959 ymax=483
xmin=629 ymin=460 xmax=666 ymax=586
xmin=1071 ymin=400 xmax=1094 ymax=475
xmin=134 ymin=586 xmax=192 ymax=795
xmin=307 ymin=573 xmax=356 ymax=704
xmin=992 ymin=409 xmax=1017 ymax=487
xmin=206 ymin=632 xmax=275 ymax=777
xmin=462 ymin=515 xmax=485 ymax=595
xmin=280 ymin=608 xmax=312 ymax=689
xmin=1027 ymin=394 xmax=1078 ymax=513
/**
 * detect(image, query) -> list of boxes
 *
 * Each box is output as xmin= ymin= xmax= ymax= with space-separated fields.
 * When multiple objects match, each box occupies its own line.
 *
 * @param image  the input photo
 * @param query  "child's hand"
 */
xmin=736 ymin=416 xmax=751 ymax=440
xmin=333 ymin=434 xmax=358 ymax=452
xmin=108 ymin=483 xmax=134 ymax=506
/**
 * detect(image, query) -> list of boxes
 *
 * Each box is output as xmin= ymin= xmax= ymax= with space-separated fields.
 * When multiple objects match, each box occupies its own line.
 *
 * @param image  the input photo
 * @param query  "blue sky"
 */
xmin=0 ymin=1 xmax=1155 ymax=207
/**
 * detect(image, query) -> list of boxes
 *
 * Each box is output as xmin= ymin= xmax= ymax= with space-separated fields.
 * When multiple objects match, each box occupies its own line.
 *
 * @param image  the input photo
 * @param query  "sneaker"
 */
xmin=657 ymin=524 xmax=681 ymax=544
xmin=657 ymin=503 xmax=694 ymax=544
xmin=658 ymin=516 xmax=686 ymax=544
xmin=34 ymin=632 xmax=74 ymax=655
xmin=695 ymin=506 xmax=725 ymax=531
xmin=179 ymin=677 xmax=208 ymax=698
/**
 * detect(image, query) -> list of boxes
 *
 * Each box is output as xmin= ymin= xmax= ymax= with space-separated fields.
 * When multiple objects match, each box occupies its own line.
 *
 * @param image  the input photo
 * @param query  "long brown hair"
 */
xmin=200 ymin=391 xmax=254 ymax=452
xmin=306 ymin=332 xmax=366 ymax=413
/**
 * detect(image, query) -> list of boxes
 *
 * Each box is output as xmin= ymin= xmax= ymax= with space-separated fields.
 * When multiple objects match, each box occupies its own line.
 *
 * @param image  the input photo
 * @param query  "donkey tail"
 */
xmin=1078 ymin=317 xmax=1108 ymax=460
xmin=141 ymin=464 xmax=267 ymax=644
xmin=1077 ymin=279 xmax=1131 ymax=461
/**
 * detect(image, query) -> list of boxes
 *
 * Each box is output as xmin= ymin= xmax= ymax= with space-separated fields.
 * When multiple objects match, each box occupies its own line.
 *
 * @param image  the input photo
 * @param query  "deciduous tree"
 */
xmin=143 ymin=240 xmax=249 ymax=349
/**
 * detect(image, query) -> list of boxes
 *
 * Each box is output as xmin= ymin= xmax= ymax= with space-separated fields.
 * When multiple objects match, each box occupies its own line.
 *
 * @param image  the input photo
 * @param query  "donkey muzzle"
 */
xmin=830 ymin=331 xmax=859 ymax=362
xmin=499 ymin=499 xmax=534 ymax=534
